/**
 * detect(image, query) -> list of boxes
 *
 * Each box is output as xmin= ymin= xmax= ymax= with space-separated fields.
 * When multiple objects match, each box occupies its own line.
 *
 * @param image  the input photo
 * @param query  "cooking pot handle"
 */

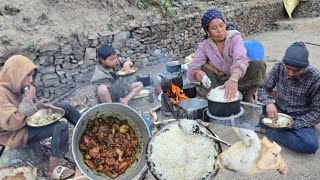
xmin=158 ymin=74 xmax=165 ymax=79
xmin=153 ymin=118 xmax=177 ymax=125
xmin=131 ymin=165 xmax=149 ymax=180
xmin=202 ymin=108 xmax=208 ymax=122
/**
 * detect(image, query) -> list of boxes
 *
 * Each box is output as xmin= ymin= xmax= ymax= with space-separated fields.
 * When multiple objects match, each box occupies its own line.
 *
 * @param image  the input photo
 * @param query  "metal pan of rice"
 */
xmin=146 ymin=119 xmax=222 ymax=180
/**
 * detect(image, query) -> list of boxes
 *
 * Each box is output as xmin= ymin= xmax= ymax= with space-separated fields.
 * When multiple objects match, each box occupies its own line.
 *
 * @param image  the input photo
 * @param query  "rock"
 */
xmin=65 ymin=68 xmax=81 ymax=77
xmin=43 ymin=79 xmax=60 ymax=87
xmin=154 ymin=49 xmax=162 ymax=56
xmin=73 ymin=73 xmax=92 ymax=83
xmin=39 ymin=56 xmax=54 ymax=66
xmin=113 ymin=31 xmax=130 ymax=45
xmin=56 ymin=70 xmax=65 ymax=76
xmin=141 ymin=20 xmax=151 ymax=27
xmin=61 ymin=44 xmax=73 ymax=55
xmin=99 ymin=30 xmax=121 ymax=37
xmin=42 ymin=74 xmax=59 ymax=81
xmin=54 ymin=58 xmax=64 ymax=65
xmin=0 ymin=163 xmax=37 ymax=180
xmin=0 ymin=142 xmax=45 ymax=168
xmin=87 ymin=32 xmax=98 ymax=40
xmin=62 ymin=62 xmax=73 ymax=70
xmin=41 ymin=66 xmax=56 ymax=74
xmin=3 ymin=5 xmax=20 ymax=16
xmin=54 ymin=84 xmax=74 ymax=95
xmin=84 ymin=48 xmax=96 ymax=62
xmin=39 ymin=45 xmax=60 ymax=53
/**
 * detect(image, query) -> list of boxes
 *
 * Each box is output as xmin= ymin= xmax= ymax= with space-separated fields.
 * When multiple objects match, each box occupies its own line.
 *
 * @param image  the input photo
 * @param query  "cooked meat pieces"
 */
xmin=79 ymin=116 xmax=138 ymax=179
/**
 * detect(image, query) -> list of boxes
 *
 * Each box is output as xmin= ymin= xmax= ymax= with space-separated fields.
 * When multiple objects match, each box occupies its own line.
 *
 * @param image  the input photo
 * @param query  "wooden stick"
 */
xmin=305 ymin=42 xmax=320 ymax=47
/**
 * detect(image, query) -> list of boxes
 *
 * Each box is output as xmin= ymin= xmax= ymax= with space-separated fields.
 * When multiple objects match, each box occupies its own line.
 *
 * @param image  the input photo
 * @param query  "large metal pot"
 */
xmin=178 ymin=98 xmax=208 ymax=119
xmin=206 ymin=94 xmax=241 ymax=117
xmin=166 ymin=61 xmax=182 ymax=73
xmin=207 ymin=99 xmax=240 ymax=117
xmin=72 ymin=103 xmax=151 ymax=180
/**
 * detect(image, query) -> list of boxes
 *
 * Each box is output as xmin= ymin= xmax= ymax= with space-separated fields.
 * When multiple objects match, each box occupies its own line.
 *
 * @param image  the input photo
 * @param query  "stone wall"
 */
xmin=1 ymin=0 xmax=319 ymax=101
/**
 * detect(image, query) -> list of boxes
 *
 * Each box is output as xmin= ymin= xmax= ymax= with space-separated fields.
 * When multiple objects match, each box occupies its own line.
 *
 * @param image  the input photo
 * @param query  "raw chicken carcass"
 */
xmin=215 ymin=127 xmax=261 ymax=175
xmin=215 ymin=128 xmax=288 ymax=176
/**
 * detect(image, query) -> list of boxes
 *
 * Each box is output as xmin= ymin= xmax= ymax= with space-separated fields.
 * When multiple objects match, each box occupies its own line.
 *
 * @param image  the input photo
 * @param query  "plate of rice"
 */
xmin=261 ymin=113 xmax=293 ymax=129
xmin=116 ymin=67 xmax=138 ymax=76
xmin=27 ymin=107 xmax=65 ymax=127
xmin=146 ymin=119 xmax=222 ymax=180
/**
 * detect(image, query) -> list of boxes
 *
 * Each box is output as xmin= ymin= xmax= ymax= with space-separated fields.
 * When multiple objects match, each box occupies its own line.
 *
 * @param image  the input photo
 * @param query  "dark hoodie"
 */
xmin=0 ymin=55 xmax=37 ymax=148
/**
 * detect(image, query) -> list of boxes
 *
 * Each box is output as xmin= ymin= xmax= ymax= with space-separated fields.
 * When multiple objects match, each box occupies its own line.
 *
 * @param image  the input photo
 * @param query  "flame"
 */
xmin=171 ymin=83 xmax=188 ymax=103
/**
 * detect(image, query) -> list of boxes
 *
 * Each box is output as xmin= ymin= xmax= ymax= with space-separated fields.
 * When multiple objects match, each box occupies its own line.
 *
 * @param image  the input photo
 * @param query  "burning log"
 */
xmin=171 ymin=84 xmax=188 ymax=104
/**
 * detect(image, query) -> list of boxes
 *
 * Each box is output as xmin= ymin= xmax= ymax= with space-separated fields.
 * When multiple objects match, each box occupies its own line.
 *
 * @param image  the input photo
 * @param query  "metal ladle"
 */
xmin=178 ymin=119 xmax=231 ymax=147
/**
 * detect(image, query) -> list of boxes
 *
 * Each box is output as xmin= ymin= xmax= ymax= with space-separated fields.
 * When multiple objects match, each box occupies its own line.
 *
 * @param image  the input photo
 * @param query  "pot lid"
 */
xmin=159 ymin=72 xmax=181 ymax=79
xmin=179 ymin=98 xmax=208 ymax=110
xmin=137 ymin=73 xmax=150 ymax=78
xmin=183 ymin=83 xmax=195 ymax=89
xmin=166 ymin=61 xmax=181 ymax=66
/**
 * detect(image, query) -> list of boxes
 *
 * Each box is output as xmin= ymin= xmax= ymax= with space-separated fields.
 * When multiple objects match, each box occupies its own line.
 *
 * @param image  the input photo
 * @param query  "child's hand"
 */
xmin=123 ymin=58 xmax=133 ymax=72
xmin=43 ymin=103 xmax=55 ymax=109
xmin=23 ymin=85 xmax=36 ymax=101
xmin=123 ymin=61 xmax=132 ymax=72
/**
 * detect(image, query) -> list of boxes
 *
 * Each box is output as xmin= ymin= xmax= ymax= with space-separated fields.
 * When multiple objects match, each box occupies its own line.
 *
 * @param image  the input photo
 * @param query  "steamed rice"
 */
xmin=263 ymin=115 xmax=291 ymax=127
xmin=149 ymin=122 xmax=217 ymax=180
xmin=207 ymin=87 xmax=240 ymax=102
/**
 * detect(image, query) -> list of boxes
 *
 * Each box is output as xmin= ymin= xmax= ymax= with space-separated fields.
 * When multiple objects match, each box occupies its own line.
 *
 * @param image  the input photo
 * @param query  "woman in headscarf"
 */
xmin=187 ymin=9 xmax=266 ymax=103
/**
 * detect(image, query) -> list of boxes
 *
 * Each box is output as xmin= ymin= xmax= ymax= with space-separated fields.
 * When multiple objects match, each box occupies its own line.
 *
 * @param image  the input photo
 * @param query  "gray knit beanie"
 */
xmin=282 ymin=42 xmax=309 ymax=68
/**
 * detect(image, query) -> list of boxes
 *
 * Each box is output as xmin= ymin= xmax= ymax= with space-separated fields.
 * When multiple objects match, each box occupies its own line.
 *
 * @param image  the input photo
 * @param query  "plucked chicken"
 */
xmin=215 ymin=127 xmax=288 ymax=177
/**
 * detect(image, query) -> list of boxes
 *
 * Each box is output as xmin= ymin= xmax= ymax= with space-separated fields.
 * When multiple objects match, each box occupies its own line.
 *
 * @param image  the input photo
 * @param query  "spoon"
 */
xmin=178 ymin=119 xmax=231 ymax=147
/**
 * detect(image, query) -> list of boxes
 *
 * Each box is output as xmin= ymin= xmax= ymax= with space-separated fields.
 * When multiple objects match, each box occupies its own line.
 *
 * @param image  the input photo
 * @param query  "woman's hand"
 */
xmin=24 ymin=85 xmax=36 ymax=101
xmin=220 ymin=79 xmax=238 ymax=101
xmin=194 ymin=70 xmax=206 ymax=82
xmin=266 ymin=103 xmax=278 ymax=119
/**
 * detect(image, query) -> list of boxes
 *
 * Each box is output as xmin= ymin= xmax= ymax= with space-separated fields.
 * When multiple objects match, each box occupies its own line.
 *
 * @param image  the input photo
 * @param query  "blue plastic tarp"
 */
xmin=244 ymin=39 xmax=264 ymax=60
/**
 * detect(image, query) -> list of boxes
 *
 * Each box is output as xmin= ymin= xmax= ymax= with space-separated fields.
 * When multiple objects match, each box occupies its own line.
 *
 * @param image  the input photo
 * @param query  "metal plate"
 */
xmin=260 ymin=113 xmax=293 ymax=129
xmin=116 ymin=67 xmax=138 ymax=76
xmin=27 ymin=107 xmax=65 ymax=127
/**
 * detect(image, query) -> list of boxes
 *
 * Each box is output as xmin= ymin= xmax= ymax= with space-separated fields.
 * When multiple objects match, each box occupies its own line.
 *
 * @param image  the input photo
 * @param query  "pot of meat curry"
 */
xmin=72 ymin=103 xmax=151 ymax=180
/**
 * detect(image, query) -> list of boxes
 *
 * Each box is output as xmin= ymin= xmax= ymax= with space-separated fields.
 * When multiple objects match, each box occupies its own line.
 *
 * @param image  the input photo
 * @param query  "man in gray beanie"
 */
xmin=282 ymin=41 xmax=309 ymax=69
xmin=257 ymin=41 xmax=320 ymax=154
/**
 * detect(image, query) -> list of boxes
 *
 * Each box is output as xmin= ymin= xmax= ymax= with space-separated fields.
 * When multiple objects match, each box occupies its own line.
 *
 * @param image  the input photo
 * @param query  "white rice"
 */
xmin=263 ymin=115 xmax=291 ymax=127
xmin=149 ymin=122 xmax=217 ymax=180
xmin=277 ymin=116 xmax=290 ymax=127
xmin=179 ymin=119 xmax=198 ymax=134
xmin=207 ymin=87 xmax=240 ymax=102
xmin=262 ymin=117 xmax=273 ymax=124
